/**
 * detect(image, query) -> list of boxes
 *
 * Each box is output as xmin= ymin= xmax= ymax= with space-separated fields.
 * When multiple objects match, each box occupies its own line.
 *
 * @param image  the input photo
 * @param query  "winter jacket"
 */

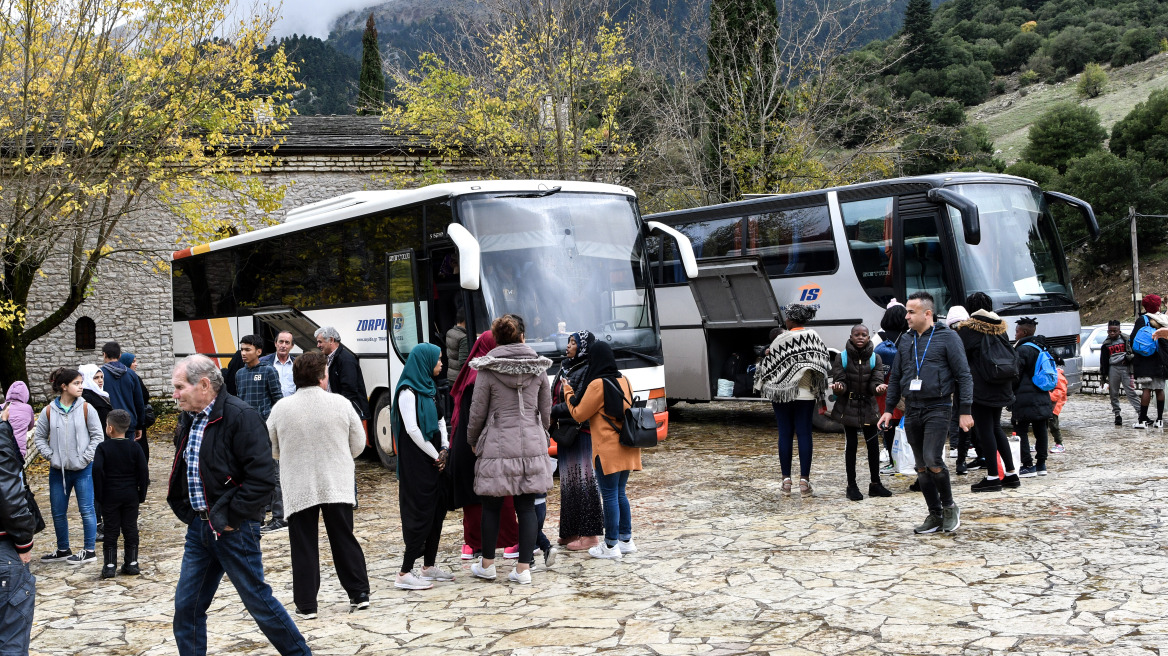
xmin=952 ymin=311 xmax=1016 ymax=408
xmin=1099 ymin=334 xmax=1134 ymax=378
xmin=101 ymin=361 xmax=146 ymax=434
xmin=0 ymin=421 xmax=34 ymax=554
xmin=565 ymin=376 xmax=643 ymax=474
xmin=445 ymin=325 xmax=469 ymax=384
xmin=3 ymin=382 xmax=34 ymax=457
xmin=1130 ymin=315 xmax=1168 ymax=380
xmin=1012 ymin=336 xmax=1056 ymax=422
xmin=32 ymin=399 xmax=103 ymax=471
xmin=1051 ymin=369 xmax=1068 ymax=416
xmin=93 ymin=437 xmax=149 ymax=505
xmin=828 ymin=344 xmax=883 ymax=428
xmin=466 ymin=343 xmax=553 ymax=498
xmin=885 ymin=322 xmax=973 ymax=414
xmin=81 ymin=389 xmax=112 ymax=432
xmin=167 ymin=392 xmax=276 ymax=532
xmin=267 ymin=386 xmax=365 ymax=517
xmin=328 ymin=344 xmax=369 ymax=420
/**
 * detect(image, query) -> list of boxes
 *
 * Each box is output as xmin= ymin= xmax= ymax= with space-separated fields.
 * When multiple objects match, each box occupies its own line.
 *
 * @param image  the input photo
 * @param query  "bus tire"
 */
xmin=371 ymin=392 xmax=397 ymax=470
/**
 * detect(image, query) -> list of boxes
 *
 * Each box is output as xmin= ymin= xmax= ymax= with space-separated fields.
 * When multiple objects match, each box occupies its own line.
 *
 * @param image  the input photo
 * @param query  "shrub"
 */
xmin=1077 ymin=63 xmax=1107 ymax=98
xmin=1023 ymin=102 xmax=1107 ymax=172
xmin=1020 ymin=69 xmax=1040 ymax=85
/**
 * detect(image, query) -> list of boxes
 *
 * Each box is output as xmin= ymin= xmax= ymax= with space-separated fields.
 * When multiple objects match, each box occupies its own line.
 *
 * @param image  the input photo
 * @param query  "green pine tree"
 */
xmin=357 ymin=13 xmax=385 ymax=115
xmin=901 ymin=0 xmax=939 ymax=70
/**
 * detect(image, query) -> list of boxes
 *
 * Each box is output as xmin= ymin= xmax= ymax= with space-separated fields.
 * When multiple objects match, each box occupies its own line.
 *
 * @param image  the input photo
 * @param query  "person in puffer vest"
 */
xmin=830 ymin=324 xmax=893 ymax=501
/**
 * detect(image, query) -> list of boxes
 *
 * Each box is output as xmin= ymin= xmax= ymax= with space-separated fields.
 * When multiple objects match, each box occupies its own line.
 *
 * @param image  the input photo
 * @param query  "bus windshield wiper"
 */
xmin=999 ymin=292 xmax=1079 ymax=311
xmin=611 ymin=347 xmax=663 ymax=366
xmin=496 ymin=186 xmax=562 ymax=199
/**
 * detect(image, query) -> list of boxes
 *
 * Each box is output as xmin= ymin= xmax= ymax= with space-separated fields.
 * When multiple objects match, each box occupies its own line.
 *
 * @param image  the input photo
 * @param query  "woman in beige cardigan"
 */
xmin=267 ymin=352 xmax=369 ymax=618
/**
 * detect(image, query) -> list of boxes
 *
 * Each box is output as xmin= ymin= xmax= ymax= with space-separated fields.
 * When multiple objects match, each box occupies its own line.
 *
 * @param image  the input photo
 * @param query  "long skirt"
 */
xmin=558 ymin=430 xmax=604 ymax=540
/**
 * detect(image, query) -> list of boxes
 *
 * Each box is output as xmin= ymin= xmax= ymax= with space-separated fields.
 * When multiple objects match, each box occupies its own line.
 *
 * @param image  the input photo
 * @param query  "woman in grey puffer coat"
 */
xmin=467 ymin=314 xmax=552 ymax=585
xmin=33 ymin=367 xmax=104 ymax=564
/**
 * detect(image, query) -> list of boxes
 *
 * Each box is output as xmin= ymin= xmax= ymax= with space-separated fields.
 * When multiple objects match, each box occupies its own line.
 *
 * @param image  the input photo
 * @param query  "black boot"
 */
xmin=122 ymin=545 xmax=140 ymax=575
xmin=101 ymin=546 xmax=117 ymax=579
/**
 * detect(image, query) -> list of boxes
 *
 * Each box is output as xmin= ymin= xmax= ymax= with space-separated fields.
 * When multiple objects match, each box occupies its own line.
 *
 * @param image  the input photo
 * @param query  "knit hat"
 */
xmin=1142 ymin=294 xmax=1162 ymax=314
xmin=945 ymin=305 xmax=969 ymax=327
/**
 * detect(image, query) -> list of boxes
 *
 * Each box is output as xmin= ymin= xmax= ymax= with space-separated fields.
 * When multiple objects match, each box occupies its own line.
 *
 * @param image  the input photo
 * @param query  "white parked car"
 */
xmin=1080 ymin=323 xmax=1134 ymax=370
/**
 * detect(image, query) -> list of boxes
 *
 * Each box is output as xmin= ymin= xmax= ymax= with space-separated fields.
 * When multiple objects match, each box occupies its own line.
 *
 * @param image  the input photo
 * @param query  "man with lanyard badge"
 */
xmin=879 ymin=292 xmax=974 ymax=534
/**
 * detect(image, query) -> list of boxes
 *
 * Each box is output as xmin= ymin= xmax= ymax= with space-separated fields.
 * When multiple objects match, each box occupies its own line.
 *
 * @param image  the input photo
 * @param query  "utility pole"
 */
xmin=1130 ymin=206 xmax=1141 ymax=319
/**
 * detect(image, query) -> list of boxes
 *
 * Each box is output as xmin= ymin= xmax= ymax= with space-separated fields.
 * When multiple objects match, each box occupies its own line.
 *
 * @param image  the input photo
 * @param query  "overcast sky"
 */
xmin=236 ymin=0 xmax=378 ymax=39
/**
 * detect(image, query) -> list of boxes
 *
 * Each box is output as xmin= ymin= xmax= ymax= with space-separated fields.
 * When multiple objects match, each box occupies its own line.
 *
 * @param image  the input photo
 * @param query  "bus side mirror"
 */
xmin=446 ymin=223 xmax=481 ymax=290
xmin=645 ymin=221 xmax=699 ymax=279
xmin=928 ymin=188 xmax=981 ymax=245
xmin=1044 ymin=191 xmax=1099 ymax=240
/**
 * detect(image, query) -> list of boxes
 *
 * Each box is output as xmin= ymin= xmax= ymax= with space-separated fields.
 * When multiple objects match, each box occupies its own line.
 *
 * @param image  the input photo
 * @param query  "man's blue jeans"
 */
xmin=48 ymin=464 xmax=96 ymax=552
xmin=173 ymin=519 xmax=311 ymax=656
xmin=0 ymin=541 xmax=34 ymax=655
xmin=594 ymin=459 xmax=631 ymax=547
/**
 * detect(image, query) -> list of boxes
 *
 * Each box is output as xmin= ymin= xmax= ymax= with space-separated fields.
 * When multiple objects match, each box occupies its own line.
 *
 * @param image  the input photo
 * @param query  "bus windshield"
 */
xmin=946 ymin=183 xmax=1073 ymax=309
xmin=457 ymin=192 xmax=658 ymax=359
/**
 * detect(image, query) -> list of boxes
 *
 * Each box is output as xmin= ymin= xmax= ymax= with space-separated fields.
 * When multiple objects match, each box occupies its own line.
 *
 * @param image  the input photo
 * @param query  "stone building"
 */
xmin=23 ymin=116 xmax=459 ymax=401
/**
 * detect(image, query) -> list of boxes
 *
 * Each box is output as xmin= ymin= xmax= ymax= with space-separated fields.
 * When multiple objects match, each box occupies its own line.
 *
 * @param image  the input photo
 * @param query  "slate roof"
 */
xmin=247 ymin=115 xmax=437 ymax=156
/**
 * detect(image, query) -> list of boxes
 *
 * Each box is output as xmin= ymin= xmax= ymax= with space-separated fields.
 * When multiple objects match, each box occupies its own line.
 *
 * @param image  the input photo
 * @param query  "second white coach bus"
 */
xmin=171 ymin=180 xmax=694 ymax=467
xmin=644 ymin=173 xmax=1098 ymax=404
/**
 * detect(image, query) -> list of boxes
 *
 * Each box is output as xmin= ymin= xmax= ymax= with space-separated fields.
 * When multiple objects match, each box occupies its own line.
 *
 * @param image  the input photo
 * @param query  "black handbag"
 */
xmin=602 ymin=379 xmax=659 ymax=448
xmin=550 ymin=421 xmax=581 ymax=448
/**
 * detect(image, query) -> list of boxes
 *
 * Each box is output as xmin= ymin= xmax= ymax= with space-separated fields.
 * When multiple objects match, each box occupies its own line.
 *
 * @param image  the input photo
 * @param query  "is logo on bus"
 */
xmin=391 ymin=313 xmax=404 ymax=333
xmin=797 ymin=284 xmax=823 ymax=303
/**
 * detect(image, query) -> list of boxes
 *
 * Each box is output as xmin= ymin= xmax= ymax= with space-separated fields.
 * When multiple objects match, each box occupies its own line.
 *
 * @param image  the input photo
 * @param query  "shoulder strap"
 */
xmin=602 ymin=377 xmax=632 ymax=410
xmin=840 ymin=351 xmax=847 ymax=369
xmin=82 ymin=401 xmax=90 ymax=431
xmin=869 ymin=353 xmax=876 ymax=369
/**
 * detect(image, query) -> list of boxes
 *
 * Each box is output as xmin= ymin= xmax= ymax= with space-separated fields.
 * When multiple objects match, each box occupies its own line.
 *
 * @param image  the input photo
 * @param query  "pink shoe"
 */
xmin=460 ymin=544 xmax=478 ymax=560
xmin=503 ymin=544 xmax=519 ymax=559
xmin=565 ymin=536 xmax=600 ymax=551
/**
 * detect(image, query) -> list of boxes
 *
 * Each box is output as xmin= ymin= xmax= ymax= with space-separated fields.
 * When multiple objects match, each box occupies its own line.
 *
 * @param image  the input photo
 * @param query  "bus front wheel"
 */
xmin=371 ymin=392 xmax=397 ymax=470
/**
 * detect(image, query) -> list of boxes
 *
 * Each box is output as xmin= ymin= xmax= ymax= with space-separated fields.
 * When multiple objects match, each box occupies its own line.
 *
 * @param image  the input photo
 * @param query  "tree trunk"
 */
xmin=0 ymin=325 xmax=29 ymax=392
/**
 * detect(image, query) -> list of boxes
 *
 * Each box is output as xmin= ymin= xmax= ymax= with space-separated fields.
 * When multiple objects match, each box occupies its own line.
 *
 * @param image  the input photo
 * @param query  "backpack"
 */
xmin=1022 ymin=342 xmax=1058 ymax=392
xmin=839 ymin=351 xmax=876 ymax=371
xmin=976 ymin=333 xmax=1019 ymax=385
xmin=1133 ymin=315 xmax=1159 ymax=357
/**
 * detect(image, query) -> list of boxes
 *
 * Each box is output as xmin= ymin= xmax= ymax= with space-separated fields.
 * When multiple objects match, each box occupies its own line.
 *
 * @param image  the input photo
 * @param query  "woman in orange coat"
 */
xmin=562 ymin=342 xmax=641 ymax=560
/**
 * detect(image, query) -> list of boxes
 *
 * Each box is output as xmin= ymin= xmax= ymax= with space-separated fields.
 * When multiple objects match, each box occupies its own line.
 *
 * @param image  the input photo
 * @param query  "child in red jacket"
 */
xmin=1049 ymin=367 xmax=1068 ymax=453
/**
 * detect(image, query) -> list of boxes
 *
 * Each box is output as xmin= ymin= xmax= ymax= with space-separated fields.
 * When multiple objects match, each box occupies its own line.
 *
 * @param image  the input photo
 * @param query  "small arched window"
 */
xmin=75 ymin=316 xmax=96 ymax=351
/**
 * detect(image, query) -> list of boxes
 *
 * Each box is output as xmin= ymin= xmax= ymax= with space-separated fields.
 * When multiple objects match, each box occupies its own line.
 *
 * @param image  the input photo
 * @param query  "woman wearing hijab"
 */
xmin=391 ymin=343 xmax=452 ymax=591
xmin=466 ymin=315 xmax=553 ymax=585
xmin=78 ymin=364 xmax=112 ymax=432
xmin=562 ymin=341 xmax=640 ymax=560
xmin=550 ymin=330 xmax=604 ymax=550
xmin=119 ymin=353 xmax=152 ymax=460
xmin=448 ymin=332 xmax=521 ymax=561
xmin=752 ymin=303 xmax=830 ymax=496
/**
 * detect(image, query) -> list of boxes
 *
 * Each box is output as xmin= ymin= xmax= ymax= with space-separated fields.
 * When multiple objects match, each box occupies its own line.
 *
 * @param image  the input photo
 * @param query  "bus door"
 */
xmin=377 ymin=249 xmax=424 ymax=465
xmin=686 ymin=256 xmax=783 ymax=400
xmin=897 ymin=194 xmax=959 ymax=315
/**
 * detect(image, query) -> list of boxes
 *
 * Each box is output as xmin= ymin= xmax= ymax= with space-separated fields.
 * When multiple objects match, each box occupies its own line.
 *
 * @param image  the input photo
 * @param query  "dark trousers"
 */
xmin=1017 ymin=419 xmax=1048 ymax=468
xmin=904 ymin=404 xmax=955 ymax=515
xmin=0 ymin=541 xmax=34 ymax=655
xmin=972 ymin=404 xmax=1013 ymax=478
xmin=288 ymin=503 xmax=369 ymax=613
xmin=772 ymin=399 xmax=815 ymax=479
xmin=400 ymin=501 xmax=446 ymax=574
xmin=533 ymin=496 xmax=551 ymax=554
xmin=482 ymin=494 xmax=536 ymax=566
xmin=101 ymin=500 xmax=139 ymax=551
xmin=844 ymin=424 xmax=881 ymax=486
xmin=1049 ymin=414 xmax=1062 ymax=445
xmin=136 ymin=430 xmax=150 ymax=462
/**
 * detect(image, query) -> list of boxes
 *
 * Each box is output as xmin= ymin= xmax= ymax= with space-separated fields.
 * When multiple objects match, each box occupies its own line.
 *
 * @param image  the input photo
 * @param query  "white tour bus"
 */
xmin=644 ymin=173 xmax=1098 ymax=404
xmin=171 ymin=180 xmax=693 ymax=467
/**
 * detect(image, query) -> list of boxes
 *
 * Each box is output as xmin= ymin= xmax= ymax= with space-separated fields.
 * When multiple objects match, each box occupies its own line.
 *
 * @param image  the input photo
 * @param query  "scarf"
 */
xmin=450 ymin=332 xmax=497 ymax=430
xmin=119 ymin=352 xmax=136 ymax=368
xmin=78 ymin=363 xmax=109 ymax=400
xmin=753 ymin=328 xmax=830 ymax=403
xmin=390 ymin=343 xmax=441 ymax=446
xmin=572 ymin=341 xmax=625 ymax=417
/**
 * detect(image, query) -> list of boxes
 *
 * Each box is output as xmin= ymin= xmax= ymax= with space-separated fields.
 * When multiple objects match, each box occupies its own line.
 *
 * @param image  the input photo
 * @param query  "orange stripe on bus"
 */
xmin=208 ymin=318 xmax=235 ymax=367
xmin=191 ymin=243 xmax=211 ymax=256
xmin=172 ymin=248 xmax=192 ymax=260
xmin=190 ymin=320 xmax=216 ymax=357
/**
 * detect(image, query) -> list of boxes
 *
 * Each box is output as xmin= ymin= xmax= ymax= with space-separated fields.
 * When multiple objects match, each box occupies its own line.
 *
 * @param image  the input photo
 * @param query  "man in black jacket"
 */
xmin=315 ymin=326 xmax=369 ymax=420
xmin=0 ymin=411 xmax=35 ymax=653
xmin=879 ymin=292 xmax=973 ymax=535
xmin=168 ymin=355 xmax=312 ymax=656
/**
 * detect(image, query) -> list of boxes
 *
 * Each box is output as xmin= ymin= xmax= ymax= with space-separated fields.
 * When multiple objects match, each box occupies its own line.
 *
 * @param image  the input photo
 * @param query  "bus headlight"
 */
xmin=645 ymin=396 xmax=668 ymax=414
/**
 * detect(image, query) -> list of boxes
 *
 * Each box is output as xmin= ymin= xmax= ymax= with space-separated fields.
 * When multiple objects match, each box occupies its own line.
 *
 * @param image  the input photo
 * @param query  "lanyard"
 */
xmin=913 ymin=325 xmax=936 ymax=379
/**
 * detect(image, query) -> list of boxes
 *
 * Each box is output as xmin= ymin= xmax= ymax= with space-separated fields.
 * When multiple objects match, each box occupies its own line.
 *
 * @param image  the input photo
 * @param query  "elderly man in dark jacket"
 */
xmin=168 ymin=355 xmax=311 ymax=656
xmin=879 ymin=292 xmax=973 ymax=535
xmin=0 ymin=412 xmax=36 ymax=653
xmin=315 ymin=326 xmax=369 ymax=420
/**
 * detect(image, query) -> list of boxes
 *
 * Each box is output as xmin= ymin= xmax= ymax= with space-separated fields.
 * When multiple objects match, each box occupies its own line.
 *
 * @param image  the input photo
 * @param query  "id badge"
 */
xmin=909 ymin=378 xmax=923 ymax=391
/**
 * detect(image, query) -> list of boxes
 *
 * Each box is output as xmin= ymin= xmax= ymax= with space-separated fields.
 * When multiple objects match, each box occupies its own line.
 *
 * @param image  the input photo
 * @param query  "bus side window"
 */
xmin=840 ymin=197 xmax=896 ymax=307
xmin=748 ymin=205 xmax=836 ymax=277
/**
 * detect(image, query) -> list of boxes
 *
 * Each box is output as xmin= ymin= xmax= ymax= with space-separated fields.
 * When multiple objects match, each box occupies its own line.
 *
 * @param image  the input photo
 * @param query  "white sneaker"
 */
xmin=1156 ymin=419 xmax=1164 ymax=429
xmin=420 ymin=565 xmax=454 ymax=581
xmin=588 ymin=543 xmax=622 ymax=560
xmin=542 ymin=546 xmax=558 ymax=569
xmin=1134 ymin=421 xmax=1147 ymax=430
xmin=948 ymin=448 xmax=958 ymax=458
xmin=394 ymin=571 xmax=433 ymax=590
xmin=618 ymin=539 xmax=638 ymax=554
xmin=470 ymin=562 xmax=497 ymax=580
xmin=508 ymin=568 xmax=532 ymax=585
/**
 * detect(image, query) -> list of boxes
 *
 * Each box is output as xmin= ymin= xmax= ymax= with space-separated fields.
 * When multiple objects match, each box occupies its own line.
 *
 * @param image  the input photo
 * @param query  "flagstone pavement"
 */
xmin=25 ymin=394 xmax=1168 ymax=655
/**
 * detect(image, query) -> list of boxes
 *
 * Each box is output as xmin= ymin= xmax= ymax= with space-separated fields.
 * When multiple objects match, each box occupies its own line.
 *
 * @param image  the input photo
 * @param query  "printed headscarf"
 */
xmin=78 ymin=363 xmax=109 ymax=400
xmin=571 ymin=341 xmax=626 ymax=417
xmin=450 ymin=331 xmax=498 ymax=430
xmin=390 ymin=343 xmax=442 ymax=446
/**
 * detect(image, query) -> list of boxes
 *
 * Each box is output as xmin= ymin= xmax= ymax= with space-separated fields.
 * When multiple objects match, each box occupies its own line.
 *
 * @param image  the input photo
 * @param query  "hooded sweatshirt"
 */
xmin=953 ymin=310 xmax=1016 ymax=408
xmin=33 ymin=398 xmax=103 ymax=472
xmin=4 ymin=382 xmax=34 ymax=457
xmin=101 ymin=360 xmax=145 ymax=434
xmin=466 ymin=343 xmax=553 ymax=498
